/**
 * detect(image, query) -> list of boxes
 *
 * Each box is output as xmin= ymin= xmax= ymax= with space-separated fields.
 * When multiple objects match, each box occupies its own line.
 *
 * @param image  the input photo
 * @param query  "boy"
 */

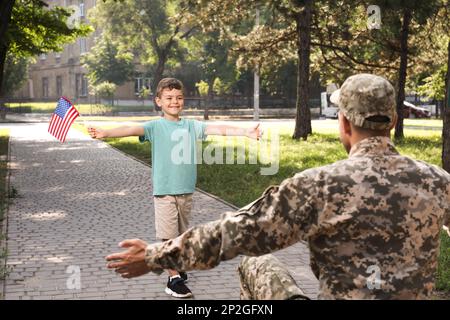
xmin=89 ymin=78 xmax=261 ymax=298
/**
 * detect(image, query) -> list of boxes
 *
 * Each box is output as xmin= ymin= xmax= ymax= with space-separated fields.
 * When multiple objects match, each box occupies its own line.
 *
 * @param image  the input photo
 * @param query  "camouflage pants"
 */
xmin=238 ymin=254 xmax=310 ymax=300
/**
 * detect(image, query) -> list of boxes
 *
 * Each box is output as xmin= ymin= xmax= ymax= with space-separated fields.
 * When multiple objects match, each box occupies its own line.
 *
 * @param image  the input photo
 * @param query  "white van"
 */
xmin=321 ymin=92 xmax=338 ymax=118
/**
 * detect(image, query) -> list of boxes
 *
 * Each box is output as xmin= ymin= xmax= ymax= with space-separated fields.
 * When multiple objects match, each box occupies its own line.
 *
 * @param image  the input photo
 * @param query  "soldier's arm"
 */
xmin=141 ymin=173 xmax=318 ymax=273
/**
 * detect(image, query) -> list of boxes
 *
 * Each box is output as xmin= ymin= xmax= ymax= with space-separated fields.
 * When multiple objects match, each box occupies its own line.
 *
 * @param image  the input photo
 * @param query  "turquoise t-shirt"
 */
xmin=139 ymin=118 xmax=207 ymax=196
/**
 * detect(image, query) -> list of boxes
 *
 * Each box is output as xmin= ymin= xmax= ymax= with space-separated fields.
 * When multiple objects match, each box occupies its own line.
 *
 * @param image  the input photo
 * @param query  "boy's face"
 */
xmin=156 ymin=88 xmax=184 ymax=119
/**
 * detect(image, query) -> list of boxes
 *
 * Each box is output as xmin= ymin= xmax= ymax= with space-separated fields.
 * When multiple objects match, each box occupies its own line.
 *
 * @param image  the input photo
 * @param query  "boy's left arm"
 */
xmin=205 ymin=123 xmax=261 ymax=140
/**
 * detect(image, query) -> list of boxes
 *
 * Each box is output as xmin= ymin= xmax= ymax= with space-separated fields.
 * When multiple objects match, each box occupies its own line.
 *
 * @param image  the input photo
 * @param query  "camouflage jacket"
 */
xmin=145 ymin=136 xmax=450 ymax=299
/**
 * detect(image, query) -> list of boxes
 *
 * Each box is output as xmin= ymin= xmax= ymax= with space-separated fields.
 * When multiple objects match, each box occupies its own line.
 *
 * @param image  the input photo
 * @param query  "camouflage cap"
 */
xmin=330 ymin=74 xmax=396 ymax=130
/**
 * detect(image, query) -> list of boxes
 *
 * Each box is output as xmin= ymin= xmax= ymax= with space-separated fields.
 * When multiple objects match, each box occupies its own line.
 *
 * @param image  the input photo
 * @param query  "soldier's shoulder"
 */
xmin=292 ymin=158 xmax=353 ymax=180
xmin=411 ymin=158 xmax=450 ymax=182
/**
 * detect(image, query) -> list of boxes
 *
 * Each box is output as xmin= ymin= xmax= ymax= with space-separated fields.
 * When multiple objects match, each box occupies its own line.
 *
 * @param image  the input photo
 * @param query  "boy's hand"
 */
xmin=246 ymin=123 xmax=262 ymax=140
xmin=88 ymin=127 xmax=106 ymax=139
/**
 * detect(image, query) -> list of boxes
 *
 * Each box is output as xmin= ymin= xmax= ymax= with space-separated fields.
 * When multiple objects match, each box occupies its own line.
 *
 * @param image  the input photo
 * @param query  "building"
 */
xmin=15 ymin=0 xmax=148 ymax=104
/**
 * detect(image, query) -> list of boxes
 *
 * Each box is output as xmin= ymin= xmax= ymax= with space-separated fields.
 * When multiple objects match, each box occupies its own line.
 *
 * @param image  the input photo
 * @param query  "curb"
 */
xmin=0 ymin=133 xmax=11 ymax=300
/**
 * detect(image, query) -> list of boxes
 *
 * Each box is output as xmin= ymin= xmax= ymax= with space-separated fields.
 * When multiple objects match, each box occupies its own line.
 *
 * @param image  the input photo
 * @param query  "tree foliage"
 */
xmin=81 ymin=36 xmax=134 ymax=86
xmin=2 ymin=52 xmax=29 ymax=96
xmin=0 ymin=0 xmax=91 ymax=98
xmin=7 ymin=0 xmax=92 ymax=57
xmin=90 ymin=0 xmax=194 ymax=92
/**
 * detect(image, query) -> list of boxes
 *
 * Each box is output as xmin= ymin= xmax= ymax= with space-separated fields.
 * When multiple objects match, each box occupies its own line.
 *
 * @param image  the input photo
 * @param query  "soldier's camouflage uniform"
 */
xmin=238 ymin=254 xmax=310 ymax=300
xmin=144 ymin=136 xmax=450 ymax=299
xmin=143 ymin=74 xmax=450 ymax=299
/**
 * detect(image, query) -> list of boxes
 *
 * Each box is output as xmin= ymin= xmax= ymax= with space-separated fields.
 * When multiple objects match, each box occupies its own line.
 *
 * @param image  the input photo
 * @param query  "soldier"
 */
xmin=105 ymin=74 xmax=450 ymax=299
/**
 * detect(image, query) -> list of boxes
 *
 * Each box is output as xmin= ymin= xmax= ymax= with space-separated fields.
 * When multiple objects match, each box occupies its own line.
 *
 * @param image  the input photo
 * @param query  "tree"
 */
xmin=198 ymin=31 xmax=238 ymax=119
xmin=90 ymin=81 xmax=117 ymax=107
xmin=316 ymin=0 xmax=442 ymax=139
xmin=2 ymin=52 xmax=29 ymax=97
xmin=413 ymin=2 xmax=449 ymax=118
xmin=0 ymin=0 xmax=16 ymax=98
xmin=292 ymin=0 xmax=313 ymax=140
xmin=195 ymin=80 xmax=209 ymax=118
xmin=186 ymin=0 xmax=316 ymax=139
xmin=82 ymin=36 xmax=134 ymax=86
xmin=417 ymin=66 xmax=447 ymax=105
xmin=90 ymin=0 xmax=194 ymax=94
xmin=0 ymin=0 xmax=91 ymax=117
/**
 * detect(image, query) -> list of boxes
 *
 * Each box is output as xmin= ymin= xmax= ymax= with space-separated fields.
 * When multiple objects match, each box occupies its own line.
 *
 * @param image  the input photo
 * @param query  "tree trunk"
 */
xmin=152 ymin=53 xmax=167 ymax=112
xmin=292 ymin=0 xmax=312 ymax=140
xmin=0 ymin=0 xmax=15 ymax=40
xmin=394 ymin=9 xmax=411 ymax=140
xmin=442 ymin=40 xmax=450 ymax=172
xmin=0 ymin=0 xmax=15 ymax=113
xmin=0 ymin=47 xmax=6 ymax=96
xmin=433 ymin=98 xmax=439 ymax=119
xmin=204 ymin=79 xmax=214 ymax=121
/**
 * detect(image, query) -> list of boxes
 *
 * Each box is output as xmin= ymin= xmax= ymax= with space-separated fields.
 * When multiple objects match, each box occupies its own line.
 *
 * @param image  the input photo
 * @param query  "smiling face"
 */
xmin=156 ymin=88 xmax=184 ymax=121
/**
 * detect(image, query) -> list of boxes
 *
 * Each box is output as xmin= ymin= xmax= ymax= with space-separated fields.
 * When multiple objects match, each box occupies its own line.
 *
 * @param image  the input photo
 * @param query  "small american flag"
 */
xmin=48 ymin=97 xmax=79 ymax=143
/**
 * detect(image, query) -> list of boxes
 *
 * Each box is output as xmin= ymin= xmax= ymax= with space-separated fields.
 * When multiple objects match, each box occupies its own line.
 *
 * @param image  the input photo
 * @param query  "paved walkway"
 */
xmin=1 ymin=122 xmax=319 ymax=300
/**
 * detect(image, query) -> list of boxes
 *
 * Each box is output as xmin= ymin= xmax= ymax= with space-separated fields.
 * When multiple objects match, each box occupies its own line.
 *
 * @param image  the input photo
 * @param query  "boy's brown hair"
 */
xmin=156 ymin=78 xmax=185 ymax=98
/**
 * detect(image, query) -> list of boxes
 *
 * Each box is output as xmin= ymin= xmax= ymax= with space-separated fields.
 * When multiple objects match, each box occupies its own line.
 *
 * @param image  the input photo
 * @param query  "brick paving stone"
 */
xmin=3 ymin=123 xmax=319 ymax=300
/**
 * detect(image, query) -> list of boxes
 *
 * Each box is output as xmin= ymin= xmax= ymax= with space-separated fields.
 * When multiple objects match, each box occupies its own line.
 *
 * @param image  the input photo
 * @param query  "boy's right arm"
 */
xmin=88 ymin=126 xmax=145 ymax=139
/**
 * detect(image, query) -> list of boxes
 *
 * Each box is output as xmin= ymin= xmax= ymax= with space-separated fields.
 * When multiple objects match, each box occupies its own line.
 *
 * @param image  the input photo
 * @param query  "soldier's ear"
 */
xmin=389 ymin=113 xmax=398 ymax=131
xmin=341 ymin=114 xmax=352 ymax=136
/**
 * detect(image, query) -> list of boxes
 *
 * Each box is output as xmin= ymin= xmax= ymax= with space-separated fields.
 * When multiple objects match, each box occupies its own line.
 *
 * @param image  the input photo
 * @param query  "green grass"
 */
xmin=197 ymin=132 xmax=347 ymax=206
xmin=6 ymin=102 xmax=153 ymax=114
xmin=404 ymin=119 xmax=443 ymax=128
xmin=437 ymin=231 xmax=450 ymax=292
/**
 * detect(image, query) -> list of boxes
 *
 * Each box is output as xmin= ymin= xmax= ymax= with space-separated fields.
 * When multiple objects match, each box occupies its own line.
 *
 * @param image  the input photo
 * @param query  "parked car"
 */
xmin=403 ymin=101 xmax=431 ymax=118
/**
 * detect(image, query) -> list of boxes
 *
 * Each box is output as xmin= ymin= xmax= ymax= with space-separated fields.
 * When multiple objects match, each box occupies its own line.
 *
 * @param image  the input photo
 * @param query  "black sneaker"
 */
xmin=179 ymin=272 xmax=188 ymax=283
xmin=165 ymin=275 xmax=193 ymax=298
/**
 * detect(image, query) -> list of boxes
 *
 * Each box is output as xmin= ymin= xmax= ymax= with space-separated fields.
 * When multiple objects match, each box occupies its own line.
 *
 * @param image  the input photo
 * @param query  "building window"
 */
xmin=134 ymin=77 xmax=151 ymax=95
xmin=80 ymin=38 xmax=87 ymax=54
xmin=76 ymin=74 xmax=88 ymax=97
xmin=55 ymin=52 xmax=61 ymax=63
xmin=67 ymin=44 xmax=74 ymax=58
xmin=134 ymin=78 xmax=142 ymax=95
xmin=56 ymin=76 xmax=63 ymax=97
xmin=79 ymin=0 xmax=85 ymax=17
xmin=81 ymin=75 xmax=88 ymax=97
xmin=75 ymin=74 xmax=80 ymax=97
xmin=42 ymin=77 xmax=49 ymax=98
xmin=144 ymin=78 xmax=151 ymax=92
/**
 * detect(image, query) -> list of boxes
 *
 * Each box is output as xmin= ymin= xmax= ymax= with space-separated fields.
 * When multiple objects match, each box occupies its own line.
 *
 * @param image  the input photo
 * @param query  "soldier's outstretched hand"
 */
xmin=106 ymin=239 xmax=151 ymax=278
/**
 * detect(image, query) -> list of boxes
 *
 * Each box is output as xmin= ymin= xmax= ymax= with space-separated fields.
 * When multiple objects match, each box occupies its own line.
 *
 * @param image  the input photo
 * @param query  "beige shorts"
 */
xmin=153 ymin=193 xmax=193 ymax=240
